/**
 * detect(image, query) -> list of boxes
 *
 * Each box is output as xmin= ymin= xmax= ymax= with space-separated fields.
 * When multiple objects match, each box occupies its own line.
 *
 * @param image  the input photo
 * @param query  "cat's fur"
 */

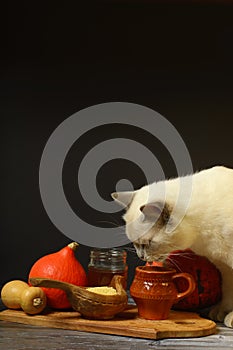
xmin=112 ymin=166 xmax=233 ymax=327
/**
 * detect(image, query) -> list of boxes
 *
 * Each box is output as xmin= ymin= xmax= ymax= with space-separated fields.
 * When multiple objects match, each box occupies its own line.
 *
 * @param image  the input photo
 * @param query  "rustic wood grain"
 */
xmin=1 ymin=319 xmax=233 ymax=350
xmin=1 ymin=300 xmax=233 ymax=349
xmin=0 ymin=305 xmax=216 ymax=340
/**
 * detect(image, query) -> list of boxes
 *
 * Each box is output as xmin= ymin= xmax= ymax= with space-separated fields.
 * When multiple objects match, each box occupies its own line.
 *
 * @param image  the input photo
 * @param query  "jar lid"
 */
xmin=89 ymin=248 xmax=127 ymax=267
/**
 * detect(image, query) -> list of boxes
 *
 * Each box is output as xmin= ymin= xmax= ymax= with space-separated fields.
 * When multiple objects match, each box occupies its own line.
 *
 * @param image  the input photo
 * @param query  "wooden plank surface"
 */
xmin=1 ymin=319 xmax=233 ymax=350
xmin=0 ymin=305 xmax=216 ymax=340
xmin=1 ymin=300 xmax=233 ymax=349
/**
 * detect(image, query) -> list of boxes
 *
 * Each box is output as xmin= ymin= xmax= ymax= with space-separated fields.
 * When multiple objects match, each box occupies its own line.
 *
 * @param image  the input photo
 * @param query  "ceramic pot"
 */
xmin=130 ymin=266 xmax=195 ymax=320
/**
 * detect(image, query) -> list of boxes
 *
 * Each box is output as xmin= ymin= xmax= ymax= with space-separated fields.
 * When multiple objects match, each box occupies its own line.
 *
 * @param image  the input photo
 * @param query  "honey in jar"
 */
xmin=88 ymin=248 xmax=128 ymax=289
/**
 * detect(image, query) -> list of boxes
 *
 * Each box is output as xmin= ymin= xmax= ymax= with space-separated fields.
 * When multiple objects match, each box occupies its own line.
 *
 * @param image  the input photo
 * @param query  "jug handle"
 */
xmin=172 ymin=272 xmax=196 ymax=301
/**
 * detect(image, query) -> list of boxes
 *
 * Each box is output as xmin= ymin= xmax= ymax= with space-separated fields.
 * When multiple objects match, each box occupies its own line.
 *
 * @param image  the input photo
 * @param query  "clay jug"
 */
xmin=130 ymin=265 xmax=195 ymax=320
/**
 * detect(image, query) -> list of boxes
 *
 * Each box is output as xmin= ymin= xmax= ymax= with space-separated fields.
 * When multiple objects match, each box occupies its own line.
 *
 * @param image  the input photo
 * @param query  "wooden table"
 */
xmin=1 ymin=301 xmax=233 ymax=349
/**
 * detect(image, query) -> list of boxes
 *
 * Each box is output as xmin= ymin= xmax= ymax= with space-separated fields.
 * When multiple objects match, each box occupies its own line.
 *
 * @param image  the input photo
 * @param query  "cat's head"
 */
xmin=112 ymin=181 xmax=194 ymax=262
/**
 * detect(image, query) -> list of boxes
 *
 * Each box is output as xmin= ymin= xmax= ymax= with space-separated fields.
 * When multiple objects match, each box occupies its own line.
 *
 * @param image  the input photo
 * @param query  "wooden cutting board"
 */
xmin=0 ymin=306 xmax=216 ymax=340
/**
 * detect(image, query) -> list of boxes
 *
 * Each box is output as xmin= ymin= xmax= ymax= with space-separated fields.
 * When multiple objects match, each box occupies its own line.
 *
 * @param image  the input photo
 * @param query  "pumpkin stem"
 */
xmin=33 ymin=297 xmax=43 ymax=307
xmin=68 ymin=242 xmax=79 ymax=251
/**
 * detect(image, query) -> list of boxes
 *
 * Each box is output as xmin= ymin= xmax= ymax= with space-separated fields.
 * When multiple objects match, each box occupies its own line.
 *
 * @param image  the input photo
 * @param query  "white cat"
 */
xmin=112 ymin=166 xmax=233 ymax=327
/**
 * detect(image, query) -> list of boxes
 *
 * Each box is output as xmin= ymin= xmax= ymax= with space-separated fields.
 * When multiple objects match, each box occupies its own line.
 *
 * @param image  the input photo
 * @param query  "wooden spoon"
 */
xmin=30 ymin=275 xmax=128 ymax=320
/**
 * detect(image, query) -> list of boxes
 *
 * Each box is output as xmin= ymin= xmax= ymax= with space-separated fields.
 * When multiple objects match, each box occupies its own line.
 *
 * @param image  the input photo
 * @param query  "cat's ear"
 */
xmin=111 ymin=191 xmax=135 ymax=208
xmin=140 ymin=202 xmax=170 ymax=224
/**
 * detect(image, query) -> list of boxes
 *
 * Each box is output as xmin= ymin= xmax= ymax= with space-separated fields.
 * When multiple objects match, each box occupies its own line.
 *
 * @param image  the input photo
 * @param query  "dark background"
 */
xmin=1 ymin=0 xmax=233 ymax=289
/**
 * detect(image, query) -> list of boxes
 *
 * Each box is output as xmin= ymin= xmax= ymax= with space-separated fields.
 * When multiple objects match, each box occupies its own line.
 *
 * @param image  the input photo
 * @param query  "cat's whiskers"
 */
xmin=124 ymin=246 xmax=136 ymax=253
xmin=169 ymin=252 xmax=196 ymax=261
xmin=97 ymin=217 xmax=124 ymax=228
xmin=165 ymin=257 xmax=182 ymax=272
xmin=96 ymin=219 xmax=128 ymax=244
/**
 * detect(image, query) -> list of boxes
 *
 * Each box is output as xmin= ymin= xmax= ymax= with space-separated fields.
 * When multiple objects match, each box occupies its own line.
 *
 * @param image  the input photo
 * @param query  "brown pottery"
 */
xmin=130 ymin=266 xmax=195 ymax=320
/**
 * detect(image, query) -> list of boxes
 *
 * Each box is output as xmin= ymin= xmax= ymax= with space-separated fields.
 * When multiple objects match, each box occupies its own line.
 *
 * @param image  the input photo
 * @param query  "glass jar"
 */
xmin=88 ymin=248 xmax=128 ymax=289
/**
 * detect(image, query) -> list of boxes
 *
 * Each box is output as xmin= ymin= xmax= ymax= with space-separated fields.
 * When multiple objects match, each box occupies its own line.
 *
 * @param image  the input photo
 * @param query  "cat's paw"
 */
xmin=224 ymin=311 xmax=233 ymax=328
xmin=209 ymin=304 xmax=227 ymax=323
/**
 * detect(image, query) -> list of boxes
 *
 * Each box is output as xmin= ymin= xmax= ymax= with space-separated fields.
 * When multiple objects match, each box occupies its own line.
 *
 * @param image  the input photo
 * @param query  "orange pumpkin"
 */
xmin=28 ymin=242 xmax=88 ymax=309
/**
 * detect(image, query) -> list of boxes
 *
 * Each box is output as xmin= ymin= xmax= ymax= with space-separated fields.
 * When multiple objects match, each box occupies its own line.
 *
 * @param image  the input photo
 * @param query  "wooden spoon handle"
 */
xmin=109 ymin=275 xmax=127 ymax=296
xmin=29 ymin=277 xmax=76 ymax=294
